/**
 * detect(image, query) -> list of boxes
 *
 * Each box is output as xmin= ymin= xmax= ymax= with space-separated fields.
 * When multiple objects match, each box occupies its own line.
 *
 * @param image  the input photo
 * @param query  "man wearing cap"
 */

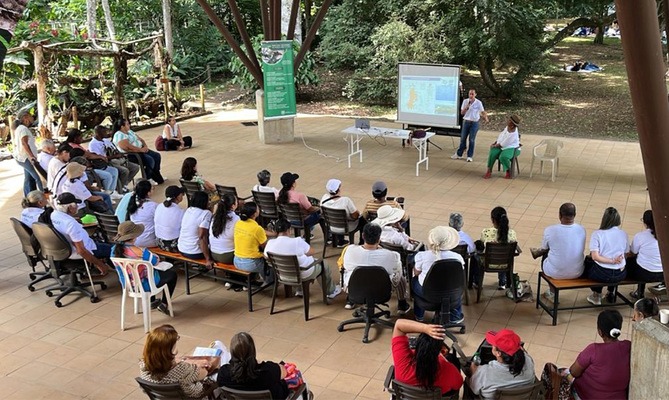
xmin=62 ymin=162 xmax=112 ymax=214
xmin=51 ymin=192 xmax=112 ymax=276
xmin=452 ymin=89 xmax=489 ymax=162
xmin=321 ymin=178 xmax=365 ymax=246
xmin=343 ymin=223 xmax=411 ymax=314
xmin=12 ymin=109 xmax=44 ymax=196
xmin=483 ymin=114 xmax=521 ymax=179
xmin=362 ymin=181 xmax=406 ymax=220
xmin=277 ymin=172 xmax=324 ymax=234
xmin=467 ymin=329 xmax=535 ymax=398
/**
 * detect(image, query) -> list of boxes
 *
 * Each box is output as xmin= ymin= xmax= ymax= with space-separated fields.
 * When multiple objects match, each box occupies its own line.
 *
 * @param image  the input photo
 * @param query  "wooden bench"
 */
xmin=536 ymin=272 xmax=643 ymax=326
xmin=148 ymin=247 xmax=271 ymax=312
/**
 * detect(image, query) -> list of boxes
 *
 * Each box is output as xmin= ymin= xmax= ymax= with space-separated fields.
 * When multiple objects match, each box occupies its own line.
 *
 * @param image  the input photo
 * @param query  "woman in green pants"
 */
xmin=484 ymin=114 xmax=521 ymax=179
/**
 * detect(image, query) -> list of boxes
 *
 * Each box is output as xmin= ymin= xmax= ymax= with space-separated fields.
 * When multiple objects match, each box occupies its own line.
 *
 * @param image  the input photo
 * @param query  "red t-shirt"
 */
xmin=573 ymin=340 xmax=631 ymax=400
xmin=391 ymin=336 xmax=463 ymax=394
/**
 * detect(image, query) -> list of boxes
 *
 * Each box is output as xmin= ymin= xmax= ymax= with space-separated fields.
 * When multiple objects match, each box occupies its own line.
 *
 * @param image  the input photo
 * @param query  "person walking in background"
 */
xmin=12 ymin=109 xmax=43 ymax=196
xmin=452 ymin=89 xmax=488 ymax=162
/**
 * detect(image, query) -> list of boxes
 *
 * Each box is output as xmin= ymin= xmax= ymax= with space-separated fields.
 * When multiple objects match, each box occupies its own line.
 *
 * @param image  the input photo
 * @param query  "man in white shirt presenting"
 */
xmin=531 ymin=202 xmax=586 ymax=301
xmin=343 ymin=224 xmax=410 ymax=314
xmin=452 ymin=89 xmax=489 ymax=162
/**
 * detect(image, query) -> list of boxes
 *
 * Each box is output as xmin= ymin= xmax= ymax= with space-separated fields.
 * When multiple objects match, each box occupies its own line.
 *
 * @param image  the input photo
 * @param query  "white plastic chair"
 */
xmin=530 ymin=139 xmax=564 ymax=182
xmin=111 ymin=257 xmax=174 ymax=332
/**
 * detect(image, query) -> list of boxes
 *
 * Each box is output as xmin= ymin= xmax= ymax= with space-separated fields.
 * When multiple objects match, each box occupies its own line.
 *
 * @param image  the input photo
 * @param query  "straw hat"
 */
xmin=113 ymin=221 xmax=145 ymax=242
xmin=373 ymin=205 xmax=405 ymax=227
xmin=427 ymin=226 xmax=460 ymax=251
xmin=66 ymin=162 xmax=86 ymax=179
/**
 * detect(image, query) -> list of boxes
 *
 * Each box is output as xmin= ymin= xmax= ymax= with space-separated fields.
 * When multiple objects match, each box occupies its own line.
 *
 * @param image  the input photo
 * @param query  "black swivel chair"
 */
xmin=412 ymin=260 xmax=466 ymax=334
xmin=337 ymin=266 xmax=394 ymax=343
xmin=32 ymin=222 xmax=107 ymax=307
xmin=10 ymin=217 xmax=57 ymax=291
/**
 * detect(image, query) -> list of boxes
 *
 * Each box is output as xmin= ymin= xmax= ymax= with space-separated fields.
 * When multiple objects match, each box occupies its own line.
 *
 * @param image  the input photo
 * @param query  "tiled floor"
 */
xmin=0 ymin=110 xmax=650 ymax=399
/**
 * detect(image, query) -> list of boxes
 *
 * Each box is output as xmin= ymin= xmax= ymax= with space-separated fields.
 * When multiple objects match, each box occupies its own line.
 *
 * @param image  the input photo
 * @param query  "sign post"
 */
xmin=261 ymin=40 xmax=296 ymax=119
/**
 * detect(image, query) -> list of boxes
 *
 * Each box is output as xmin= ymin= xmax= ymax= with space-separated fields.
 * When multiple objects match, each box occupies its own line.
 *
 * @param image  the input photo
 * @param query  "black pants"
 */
xmin=0 ymin=29 xmax=11 ymax=73
xmin=165 ymin=136 xmax=193 ymax=150
xmin=155 ymin=269 xmax=178 ymax=304
xmin=627 ymin=255 xmax=664 ymax=294
xmin=583 ymin=256 xmax=626 ymax=294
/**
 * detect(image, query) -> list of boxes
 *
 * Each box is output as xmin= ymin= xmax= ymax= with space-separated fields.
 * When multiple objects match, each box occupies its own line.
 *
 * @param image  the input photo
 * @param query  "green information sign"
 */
xmin=261 ymin=40 xmax=297 ymax=119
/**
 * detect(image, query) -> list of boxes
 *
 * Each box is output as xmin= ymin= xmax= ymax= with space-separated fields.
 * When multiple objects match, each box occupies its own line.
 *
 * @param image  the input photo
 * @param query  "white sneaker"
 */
xmin=224 ymin=282 xmax=232 ymax=289
xmin=544 ymin=289 xmax=554 ymax=302
xmin=149 ymin=179 xmax=159 ymax=186
xmin=466 ymin=157 xmax=473 ymax=162
xmin=294 ymin=289 xmax=303 ymax=297
xmin=451 ymin=153 xmax=462 ymax=160
xmin=587 ymin=293 xmax=601 ymax=306
xmin=327 ymin=285 xmax=343 ymax=299
xmin=110 ymin=191 xmax=124 ymax=200
xmin=344 ymin=302 xmax=355 ymax=309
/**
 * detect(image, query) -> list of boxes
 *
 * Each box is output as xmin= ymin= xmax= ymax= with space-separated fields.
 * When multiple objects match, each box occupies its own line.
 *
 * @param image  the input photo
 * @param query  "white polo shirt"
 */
xmin=62 ymin=179 xmax=92 ymax=210
xmin=321 ymin=194 xmax=358 ymax=233
xmin=178 ymin=207 xmax=213 ymax=254
xmin=589 ymin=227 xmax=629 ymax=269
xmin=461 ymin=98 xmax=485 ymax=122
xmin=154 ymin=202 xmax=186 ymax=241
xmin=264 ymin=235 xmax=316 ymax=278
xmin=51 ymin=209 xmax=97 ymax=254
xmin=414 ymin=250 xmax=464 ymax=286
xmin=631 ymin=229 xmax=662 ymax=273
xmin=541 ymin=223 xmax=586 ymax=279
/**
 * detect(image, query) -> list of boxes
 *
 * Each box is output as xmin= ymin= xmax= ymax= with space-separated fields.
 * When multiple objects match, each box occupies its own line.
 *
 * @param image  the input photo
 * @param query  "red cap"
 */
xmin=485 ymin=329 xmax=521 ymax=355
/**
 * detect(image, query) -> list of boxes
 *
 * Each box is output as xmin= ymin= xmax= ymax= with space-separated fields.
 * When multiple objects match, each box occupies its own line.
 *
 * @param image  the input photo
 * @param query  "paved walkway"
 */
xmin=0 ymin=110 xmax=650 ymax=399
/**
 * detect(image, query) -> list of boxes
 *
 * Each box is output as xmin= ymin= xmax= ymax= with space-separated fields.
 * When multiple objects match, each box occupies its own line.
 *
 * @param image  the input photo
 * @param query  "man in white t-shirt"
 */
xmin=321 ymin=179 xmax=365 ymax=247
xmin=47 ymin=143 xmax=72 ymax=194
xmin=50 ymin=192 xmax=112 ymax=276
xmin=452 ymin=89 xmax=489 ymax=162
xmin=343 ymin=224 xmax=410 ymax=314
xmin=251 ymin=169 xmax=279 ymax=197
xmin=531 ymin=203 xmax=586 ymax=300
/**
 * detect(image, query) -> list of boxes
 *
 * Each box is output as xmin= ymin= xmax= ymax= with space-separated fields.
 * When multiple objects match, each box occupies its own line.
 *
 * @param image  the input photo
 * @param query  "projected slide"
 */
xmin=397 ymin=63 xmax=461 ymax=129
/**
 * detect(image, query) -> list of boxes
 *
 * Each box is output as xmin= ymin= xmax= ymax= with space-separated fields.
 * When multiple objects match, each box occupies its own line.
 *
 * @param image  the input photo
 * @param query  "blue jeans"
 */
xmin=584 ymin=257 xmax=626 ymax=293
xmin=412 ymin=276 xmax=463 ymax=322
xmin=234 ymin=256 xmax=274 ymax=283
xmin=457 ymin=120 xmax=480 ymax=158
xmin=94 ymin=166 xmax=119 ymax=192
xmin=93 ymin=242 xmax=112 ymax=259
xmin=132 ymin=150 xmax=164 ymax=184
xmin=16 ymin=159 xmax=44 ymax=196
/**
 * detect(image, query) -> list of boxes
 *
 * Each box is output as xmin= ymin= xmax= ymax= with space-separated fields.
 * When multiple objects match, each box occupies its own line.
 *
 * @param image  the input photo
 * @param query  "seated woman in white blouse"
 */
xmin=627 ymin=210 xmax=664 ymax=298
xmin=162 ymin=116 xmax=192 ymax=151
xmin=127 ymin=180 xmax=159 ymax=247
xmin=483 ymin=114 xmax=521 ymax=180
xmin=21 ymin=190 xmax=48 ymax=228
xmin=154 ymin=185 xmax=186 ymax=253
xmin=209 ymin=194 xmax=239 ymax=264
xmin=177 ymin=191 xmax=214 ymax=268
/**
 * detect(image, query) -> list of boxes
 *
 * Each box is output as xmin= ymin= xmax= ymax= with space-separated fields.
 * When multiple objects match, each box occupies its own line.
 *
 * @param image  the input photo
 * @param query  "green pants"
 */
xmin=487 ymin=147 xmax=517 ymax=171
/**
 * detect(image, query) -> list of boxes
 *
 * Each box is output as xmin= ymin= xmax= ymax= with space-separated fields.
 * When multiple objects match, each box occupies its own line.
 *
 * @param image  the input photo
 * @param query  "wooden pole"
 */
xmin=200 ymin=84 xmax=206 ymax=111
xmin=33 ymin=45 xmax=49 ymax=130
xmin=71 ymin=106 xmax=78 ymax=130
xmin=259 ymin=0 xmax=270 ymax=39
xmin=113 ymin=55 xmax=128 ymax=120
xmin=287 ymin=0 xmax=300 ymax=40
xmin=227 ymin=0 xmax=262 ymax=73
xmin=162 ymin=0 xmax=174 ymax=57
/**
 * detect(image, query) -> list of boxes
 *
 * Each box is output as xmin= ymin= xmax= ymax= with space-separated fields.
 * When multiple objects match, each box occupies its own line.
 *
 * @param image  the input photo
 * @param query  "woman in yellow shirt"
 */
xmin=233 ymin=202 xmax=273 ymax=283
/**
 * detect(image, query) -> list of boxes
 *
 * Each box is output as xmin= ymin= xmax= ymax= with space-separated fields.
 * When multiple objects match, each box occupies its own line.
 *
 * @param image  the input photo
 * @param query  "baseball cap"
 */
xmin=280 ymin=172 xmax=299 ymax=186
xmin=326 ymin=179 xmax=341 ymax=194
xmin=485 ymin=329 xmax=521 ymax=355
xmin=56 ymin=192 xmax=82 ymax=206
xmin=372 ymin=181 xmax=387 ymax=196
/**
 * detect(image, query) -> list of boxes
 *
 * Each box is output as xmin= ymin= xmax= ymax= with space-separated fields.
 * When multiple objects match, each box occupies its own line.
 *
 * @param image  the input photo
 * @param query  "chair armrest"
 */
xmin=286 ymin=383 xmax=308 ymax=400
xmin=239 ymin=195 xmax=252 ymax=201
xmin=383 ymin=365 xmax=394 ymax=391
xmin=303 ymin=258 xmax=324 ymax=270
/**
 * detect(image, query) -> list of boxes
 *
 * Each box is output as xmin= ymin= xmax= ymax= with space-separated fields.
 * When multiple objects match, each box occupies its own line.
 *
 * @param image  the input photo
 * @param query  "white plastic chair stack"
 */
xmin=530 ymin=139 xmax=564 ymax=182
xmin=111 ymin=257 xmax=173 ymax=333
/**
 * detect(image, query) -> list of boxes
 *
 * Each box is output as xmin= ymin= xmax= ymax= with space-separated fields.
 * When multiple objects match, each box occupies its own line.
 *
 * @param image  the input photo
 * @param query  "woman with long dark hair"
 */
xmin=391 ymin=319 xmax=463 ymax=395
xmin=217 ymin=332 xmax=290 ymax=398
xmin=154 ymin=185 xmax=186 ymax=253
xmin=140 ymin=324 xmax=216 ymax=398
xmin=126 ymin=180 xmax=158 ymax=247
xmin=180 ymin=157 xmax=218 ymax=204
xmin=632 ymin=297 xmax=659 ymax=322
xmin=233 ymin=202 xmax=272 ymax=282
xmin=475 ymin=206 xmax=518 ymax=289
xmin=210 ymin=194 xmax=240 ymax=264
xmin=584 ymin=207 xmax=628 ymax=305
xmin=627 ymin=210 xmax=664 ymax=298
xmin=177 ymin=191 xmax=214 ymax=267
xmin=468 ymin=329 xmax=535 ymax=398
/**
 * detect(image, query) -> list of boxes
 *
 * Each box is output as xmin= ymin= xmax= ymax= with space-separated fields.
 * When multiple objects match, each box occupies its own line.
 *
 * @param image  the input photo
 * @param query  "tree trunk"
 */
xmin=113 ymin=56 xmax=128 ymax=120
xmin=100 ymin=0 xmax=118 ymax=51
xmin=162 ymin=0 xmax=174 ymax=58
xmin=86 ymin=0 xmax=97 ymax=42
xmin=478 ymin=56 xmax=502 ymax=97
xmin=33 ymin=45 xmax=49 ymax=131
xmin=594 ymin=21 xmax=605 ymax=44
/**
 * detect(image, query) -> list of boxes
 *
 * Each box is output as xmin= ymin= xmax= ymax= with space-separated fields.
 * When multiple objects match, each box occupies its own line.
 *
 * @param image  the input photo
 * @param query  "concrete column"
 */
xmin=630 ymin=319 xmax=669 ymax=398
xmin=256 ymin=89 xmax=295 ymax=144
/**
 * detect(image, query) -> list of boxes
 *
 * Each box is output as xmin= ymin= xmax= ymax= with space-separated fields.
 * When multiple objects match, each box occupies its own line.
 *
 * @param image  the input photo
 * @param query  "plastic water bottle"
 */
xmin=472 ymin=352 xmax=481 ymax=366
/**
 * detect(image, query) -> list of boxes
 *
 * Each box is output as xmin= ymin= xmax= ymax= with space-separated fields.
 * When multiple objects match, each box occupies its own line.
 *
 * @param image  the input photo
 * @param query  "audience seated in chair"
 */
xmin=67 ymin=156 xmax=114 ymax=213
xmin=112 ymin=117 xmax=165 ymax=185
xmin=321 ymin=178 xmax=366 ymax=246
xmin=473 ymin=206 xmax=520 ymax=290
xmin=413 ymin=226 xmax=465 ymax=324
xmin=252 ymin=169 xmax=279 ymax=197
xmin=373 ymin=205 xmax=420 ymax=252
xmin=62 ymin=162 xmax=113 ymax=215
xmin=66 ymin=128 xmax=122 ymax=198
xmin=49 ymin=192 xmax=112 ymax=276
xmin=217 ymin=332 xmax=304 ymax=399
xmin=342 ymin=223 xmax=410 ymax=314
xmin=89 ymin=125 xmax=140 ymax=193
xmin=178 ymin=191 xmax=214 ymax=267
xmin=626 ymin=210 xmax=664 ymax=299
xmin=449 ymin=213 xmax=475 ymax=254
xmin=541 ymin=310 xmax=630 ymax=400
xmin=163 ymin=116 xmax=193 ymax=150
xmin=181 ymin=157 xmax=220 ymax=204
xmin=139 ymin=324 xmax=218 ymax=399
xmin=112 ymin=221 xmax=177 ymax=315
xmin=483 ymin=114 xmax=521 ymax=180
xmin=36 ymin=139 xmax=55 ymax=178
xmin=362 ymin=181 xmax=408 ymax=221
xmin=264 ymin=217 xmax=342 ymax=298
xmin=530 ymin=202 xmax=586 ymax=302
xmin=21 ymin=190 xmax=48 ymax=228
xmin=278 ymin=172 xmax=322 ymax=234
xmin=46 ymin=142 xmax=72 ymax=194
xmin=210 ymin=194 xmax=239 ymax=264
xmin=233 ymin=202 xmax=273 ymax=282
xmin=584 ymin=207 xmax=628 ymax=306
xmin=392 ymin=319 xmax=463 ymax=396
xmin=154 ymin=185 xmax=186 ymax=253
xmin=127 ymin=180 xmax=158 ymax=247
xmin=465 ymin=329 xmax=535 ymax=399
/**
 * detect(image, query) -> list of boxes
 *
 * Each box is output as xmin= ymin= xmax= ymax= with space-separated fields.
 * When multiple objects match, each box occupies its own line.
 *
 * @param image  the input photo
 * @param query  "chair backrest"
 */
xmin=540 ymin=139 xmax=563 ymax=158
xmin=391 ymin=379 xmax=442 ymax=400
xmin=10 ymin=217 xmax=40 ymax=259
xmin=219 ymin=386 xmax=273 ymax=400
xmin=32 ymin=222 xmax=72 ymax=262
xmin=278 ymin=202 xmax=306 ymax=228
xmin=216 ymin=184 xmax=239 ymax=199
xmin=180 ymin=179 xmax=201 ymax=206
xmin=135 ymin=377 xmax=188 ymax=400
xmin=252 ymin=190 xmax=279 ymax=219
xmin=451 ymin=244 xmax=469 ymax=259
xmin=111 ymin=257 xmax=160 ymax=295
xmin=421 ymin=260 xmax=465 ymax=302
xmin=95 ymin=212 xmax=120 ymax=242
xmin=321 ymin=206 xmax=350 ymax=233
xmin=347 ymin=266 xmax=392 ymax=305
xmin=379 ymin=241 xmax=408 ymax=271
xmin=494 ymin=379 xmax=545 ymax=400
xmin=482 ymin=242 xmax=517 ymax=272
xmin=266 ymin=252 xmax=303 ymax=286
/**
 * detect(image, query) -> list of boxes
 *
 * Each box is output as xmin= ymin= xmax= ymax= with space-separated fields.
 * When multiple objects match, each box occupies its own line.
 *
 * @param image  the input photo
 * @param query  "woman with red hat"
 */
xmin=467 ymin=329 xmax=536 ymax=398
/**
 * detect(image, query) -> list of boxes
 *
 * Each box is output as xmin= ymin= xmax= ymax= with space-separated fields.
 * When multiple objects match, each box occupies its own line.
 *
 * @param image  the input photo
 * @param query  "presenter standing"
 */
xmin=452 ymin=89 xmax=488 ymax=162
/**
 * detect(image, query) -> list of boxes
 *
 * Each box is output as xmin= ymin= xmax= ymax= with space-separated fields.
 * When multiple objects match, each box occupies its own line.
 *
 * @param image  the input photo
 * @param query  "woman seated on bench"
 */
xmin=209 ymin=194 xmax=239 ymax=264
xmin=627 ymin=210 xmax=664 ymax=299
xmin=233 ymin=202 xmax=273 ymax=283
xmin=154 ymin=185 xmax=186 ymax=253
xmin=127 ymin=180 xmax=158 ymax=247
xmin=112 ymin=221 xmax=177 ymax=314
xmin=584 ymin=207 xmax=628 ymax=306
xmin=178 ymin=191 xmax=214 ymax=268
